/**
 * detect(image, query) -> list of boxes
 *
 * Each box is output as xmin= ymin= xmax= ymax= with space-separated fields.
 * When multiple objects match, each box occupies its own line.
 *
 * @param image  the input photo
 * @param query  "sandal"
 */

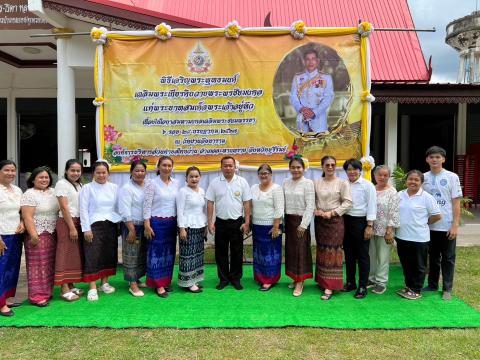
xmin=61 ymin=291 xmax=80 ymax=302
xmin=293 ymin=283 xmax=304 ymax=297
xmin=87 ymin=289 xmax=99 ymax=301
xmin=70 ymin=288 xmax=84 ymax=296
xmin=321 ymin=291 xmax=333 ymax=301
xmin=400 ymin=289 xmax=422 ymax=300
xmin=288 ymin=282 xmax=296 ymax=289
xmin=99 ymin=283 xmax=115 ymax=294
xmin=129 ymin=288 xmax=145 ymax=297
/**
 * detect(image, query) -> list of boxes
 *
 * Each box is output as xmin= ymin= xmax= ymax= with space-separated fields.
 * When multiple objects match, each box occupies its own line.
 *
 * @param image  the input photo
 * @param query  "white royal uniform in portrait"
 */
xmin=290 ymin=69 xmax=334 ymax=133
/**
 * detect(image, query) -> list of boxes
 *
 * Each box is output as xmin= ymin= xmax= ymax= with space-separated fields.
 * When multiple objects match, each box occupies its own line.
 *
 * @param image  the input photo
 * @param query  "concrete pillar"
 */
xmin=384 ymin=102 xmax=398 ymax=171
xmin=6 ymin=91 xmax=17 ymax=163
xmin=399 ymin=114 xmax=410 ymax=169
xmin=56 ymin=34 xmax=76 ymax=173
xmin=457 ymin=103 xmax=467 ymax=155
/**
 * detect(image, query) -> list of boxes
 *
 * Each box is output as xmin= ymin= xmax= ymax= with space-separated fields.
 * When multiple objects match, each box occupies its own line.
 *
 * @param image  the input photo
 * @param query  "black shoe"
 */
xmin=0 ymin=309 xmax=14 ymax=317
xmin=156 ymin=290 xmax=169 ymax=298
xmin=165 ymin=286 xmax=173 ymax=293
xmin=34 ymin=302 xmax=49 ymax=307
xmin=422 ymin=286 xmax=438 ymax=292
xmin=231 ymin=281 xmax=244 ymax=290
xmin=354 ymin=287 xmax=368 ymax=299
xmin=216 ymin=281 xmax=229 ymax=290
xmin=341 ymin=283 xmax=357 ymax=292
xmin=7 ymin=302 xmax=22 ymax=308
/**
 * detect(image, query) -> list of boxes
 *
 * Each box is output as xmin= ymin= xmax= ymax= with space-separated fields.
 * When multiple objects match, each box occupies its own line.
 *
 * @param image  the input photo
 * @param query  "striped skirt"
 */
xmin=146 ymin=217 xmax=177 ymax=288
xmin=285 ymin=215 xmax=313 ymax=282
xmin=252 ymin=224 xmax=282 ymax=285
xmin=314 ymin=216 xmax=345 ymax=290
xmin=83 ymin=220 xmax=118 ymax=282
xmin=121 ymin=223 xmax=147 ymax=282
xmin=178 ymin=227 xmax=205 ymax=287
xmin=25 ymin=232 xmax=57 ymax=304
xmin=54 ymin=217 xmax=84 ymax=285
xmin=0 ymin=234 xmax=22 ymax=308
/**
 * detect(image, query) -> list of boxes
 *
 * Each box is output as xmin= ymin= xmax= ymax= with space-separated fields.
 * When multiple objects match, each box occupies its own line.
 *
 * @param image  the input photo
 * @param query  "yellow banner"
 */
xmin=99 ymin=30 xmax=369 ymax=171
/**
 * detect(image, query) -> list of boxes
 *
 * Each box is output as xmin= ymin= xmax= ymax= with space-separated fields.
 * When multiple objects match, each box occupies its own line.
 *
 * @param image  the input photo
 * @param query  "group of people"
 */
xmin=0 ymin=146 xmax=461 ymax=317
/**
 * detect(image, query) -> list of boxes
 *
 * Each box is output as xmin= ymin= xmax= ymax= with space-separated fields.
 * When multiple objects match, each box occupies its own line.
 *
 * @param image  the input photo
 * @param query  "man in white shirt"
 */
xmin=342 ymin=159 xmax=377 ymax=299
xmin=422 ymin=146 xmax=463 ymax=300
xmin=206 ymin=156 xmax=252 ymax=290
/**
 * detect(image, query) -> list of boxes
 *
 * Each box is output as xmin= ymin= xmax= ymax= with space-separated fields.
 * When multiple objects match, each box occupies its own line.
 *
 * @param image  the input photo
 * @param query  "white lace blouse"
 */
xmin=143 ymin=177 xmax=180 ymax=219
xmin=176 ymin=186 xmax=207 ymax=229
xmin=0 ymin=184 xmax=22 ymax=235
xmin=251 ymin=183 xmax=284 ymax=226
xmin=21 ymin=188 xmax=59 ymax=234
xmin=283 ymin=177 xmax=315 ymax=229
xmin=55 ymin=179 xmax=81 ymax=218
xmin=118 ymin=179 xmax=146 ymax=224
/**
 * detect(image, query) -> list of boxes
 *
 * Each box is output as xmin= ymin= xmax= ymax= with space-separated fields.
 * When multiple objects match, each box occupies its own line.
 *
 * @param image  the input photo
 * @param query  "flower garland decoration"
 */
xmin=360 ymin=155 xmax=375 ymax=173
xmin=92 ymin=96 xmax=104 ymax=107
xmin=361 ymin=90 xmax=375 ymax=103
xmin=90 ymin=27 xmax=108 ymax=45
xmin=284 ymin=144 xmax=302 ymax=161
xmin=357 ymin=21 xmax=374 ymax=37
xmin=154 ymin=22 xmax=172 ymax=41
xmin=290 ymin=20 xmax=307 ymax=40
xmin=225 ymin=21 xmax=241 ymax=39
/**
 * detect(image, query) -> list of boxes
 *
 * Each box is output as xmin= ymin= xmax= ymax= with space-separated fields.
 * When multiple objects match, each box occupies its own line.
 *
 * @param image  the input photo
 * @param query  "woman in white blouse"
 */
xmin=21 ymin=166 xmax=59 ymax=307
xmin=118 ymin=160 xmax=148 ymax=297
xmin=79 ymin=161 xmax=121 ymax=302
xmin=54 ymin=159 xmax=84 ymax=302
xmin=283 ymin=158 xmax=315 ymax=297
xmin=176 ymin=166 xmax=206 ymax=293
xmin=144 ymin=156 xmax=180 ymax=298
xmin=0 ymin=160 xmax=24 ymax=317
xmin=251 ymin=164 xmax=284 ymax=291
xmin=314 ymin=156 xmax=352 ymax=300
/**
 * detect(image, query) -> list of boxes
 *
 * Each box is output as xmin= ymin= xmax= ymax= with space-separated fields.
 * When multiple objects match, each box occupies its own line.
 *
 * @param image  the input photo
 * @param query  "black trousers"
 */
xmin=214 ymin=217 xmax=244 ymax=283
xmin=428 ymin=230 xmax=456 ymax=291
xmin=343 ymin=215 xmax=370 ymax=288
xmin=396 ymin=238 xmax=429 ymax=293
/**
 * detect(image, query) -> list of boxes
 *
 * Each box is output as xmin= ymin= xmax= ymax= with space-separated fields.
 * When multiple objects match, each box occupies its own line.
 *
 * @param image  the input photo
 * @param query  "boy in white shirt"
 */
xmin=422 ymin=146 xmax=463 ymax=301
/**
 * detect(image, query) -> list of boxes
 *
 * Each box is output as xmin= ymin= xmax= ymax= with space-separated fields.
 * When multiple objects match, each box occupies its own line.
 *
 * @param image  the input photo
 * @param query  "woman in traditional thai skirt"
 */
xmin=314 ymin=156 xmax=352 ymax=300
xmin=176 ymin=166 xmax=206 ymax=293
xmin=283 ymin=158 xmax=315 ymax=297
xmin=54 ymin=159 xmax=84 ymax=302
xmin=21 ymin=166 xmax=59 ymax=307
xmin=251 ymin=164 xmax=284 ymax=291
xmin=144 ymin=156 xmax=180 ymax=298
xmin=0 ymin=160 xmax=24 ymax=317
xmin=118 ymin=160 xmax=148 ymax=297
xmin=79 ymin=161 xmax=121 ymax=301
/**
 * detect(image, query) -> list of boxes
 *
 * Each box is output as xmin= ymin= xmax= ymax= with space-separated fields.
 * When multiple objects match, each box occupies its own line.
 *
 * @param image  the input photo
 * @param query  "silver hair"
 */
xmin=373 ymin=164 xmax=391 ymax=176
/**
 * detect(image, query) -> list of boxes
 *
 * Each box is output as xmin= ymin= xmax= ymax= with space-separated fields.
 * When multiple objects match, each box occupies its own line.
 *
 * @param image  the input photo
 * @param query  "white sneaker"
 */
xmin=87 ymin=289 xmax=99 ymax=301
xmin=99 ymin=283 xmax=116 ymax=294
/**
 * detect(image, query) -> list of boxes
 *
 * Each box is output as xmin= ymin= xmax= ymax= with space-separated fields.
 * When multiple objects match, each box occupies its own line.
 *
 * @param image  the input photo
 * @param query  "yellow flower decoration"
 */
xmin=361 ymin=91 xmax=375 ymax=102
xmin=93 ymin=96 xmax=105 ymax=107
xmin=154 ymin=23 xmax=172 ymax=40
xmin=358 ymin=21 xmax=374 ymax=37
xmin=90 ymin=27 xmax=108 ymax=44
xmin=225 ymin=21 xmax=241 ymax=39
xmin=362 ymin=161 xmax=373 ymax=172
xmin=290 ymin=20 xmax=307 ymax=39
xmin=361 ymin=156 xmax=375 ymax=173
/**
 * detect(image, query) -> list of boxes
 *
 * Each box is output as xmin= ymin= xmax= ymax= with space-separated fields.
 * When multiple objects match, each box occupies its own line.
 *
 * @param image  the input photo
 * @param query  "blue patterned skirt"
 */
xmin=121 ymin=223 xmax=147 ymax=282
xmin=0 ymin=234 xmax=22 ymax=307
xmin=252 ymin=224 xmax=282 ymax=285
xmin=178 ymin=227 xmax=205 ymax=287
xmin=146 ymin=217 xmax=177 ymax=288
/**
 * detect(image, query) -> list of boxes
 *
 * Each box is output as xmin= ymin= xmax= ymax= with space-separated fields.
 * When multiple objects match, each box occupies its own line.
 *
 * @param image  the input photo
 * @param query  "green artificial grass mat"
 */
xmin=1 ymin=264 xmax=479 ymax=329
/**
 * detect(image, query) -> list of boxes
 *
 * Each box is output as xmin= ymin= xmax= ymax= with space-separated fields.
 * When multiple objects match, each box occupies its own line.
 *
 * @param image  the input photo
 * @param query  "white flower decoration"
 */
xmin=358 ymin=22 xmax=374 ymax=38
xmin=90 ymin=27 xmax=108 ymax=45
xmin=93 ymin=96 xmax=104 ymax=107
xmin=290 ymin=20 xmax=307 ymax=40
xmin=361 ymin=91 xmax=376 ymax=102
xmin=155 ymin=23 xmax=172 ymax=41
xmin=225 ymin=21 xmax=241 ymax=39
xmin=360 ymin=156 xmax=375 ymax=172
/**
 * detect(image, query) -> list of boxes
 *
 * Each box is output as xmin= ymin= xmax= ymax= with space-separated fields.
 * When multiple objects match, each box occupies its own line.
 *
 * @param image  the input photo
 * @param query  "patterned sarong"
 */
xmin=285 ymin=214 xmax=313 ymax=282
xmin=25 ymin=232 xmax=56 ymax=304
xmin=252 ymin=224 xmax=282 ymax=285
xmin=178 ymin=227 xmax=205 ymax=287
xmin=54 ymin=217 xmax=84 ymax=285
xmin=0 ymin=234 xmax=22 ymax=307
xmin=146 ymin=217 xmax=177 ymax=288
xmin=314 ymin=216 xmax=345 ymax=290
xmin=121 ymin=223 xmax=147 ymax=282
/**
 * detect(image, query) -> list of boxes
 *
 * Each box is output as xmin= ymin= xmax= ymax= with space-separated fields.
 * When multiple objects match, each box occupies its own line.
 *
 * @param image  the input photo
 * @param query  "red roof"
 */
xmin=85 ymin=0 xmax=431 ymax=82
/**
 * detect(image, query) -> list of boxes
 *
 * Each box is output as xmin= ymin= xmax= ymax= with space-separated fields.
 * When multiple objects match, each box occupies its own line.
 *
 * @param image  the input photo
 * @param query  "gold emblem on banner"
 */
xmin=187 ymin=42 xmax=212 ymax=74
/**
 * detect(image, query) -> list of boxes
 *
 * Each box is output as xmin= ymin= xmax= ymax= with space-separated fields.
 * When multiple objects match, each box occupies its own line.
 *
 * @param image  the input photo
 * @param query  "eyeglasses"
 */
xmin=324 ymin=164 xmax=336 ymax=168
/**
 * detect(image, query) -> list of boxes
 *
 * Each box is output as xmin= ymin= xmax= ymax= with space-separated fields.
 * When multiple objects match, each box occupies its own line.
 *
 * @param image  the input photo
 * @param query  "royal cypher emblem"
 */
xmin=187 ymin=42 xmax=212 ymax=74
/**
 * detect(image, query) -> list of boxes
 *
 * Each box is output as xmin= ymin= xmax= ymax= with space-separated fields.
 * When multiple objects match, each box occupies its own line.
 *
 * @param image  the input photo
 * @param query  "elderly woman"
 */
xmin=283 ymin=158 xmax=315 ymax=297
xmin=314 ymin=156 xmax=352 ymax=300
xmin=368 ymin=165 xmax=400 ymax=295
xmin=80 ymin=161 xmax=122 ymax=301
xmin=54 ymin=159 xmax=84 ymax=302
xmin=118 ymin=160 xmax=148 ymax=297
xmin=176 ymin=166 xmax=206 ymax=293
xmin=342 ymin=158 xmax=377 ymax=299
xmin=396 ymin=170 xmax=441 ymax=300
xmin=0 ymin=160 xmax=24 ymax=317
xmin=21 ymin=166 xmax=59 ymax=307
xmin=144 ymin=156 xmax=180 ymax=298
xmin=251 ymin=164 xmax=284 ymax=291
